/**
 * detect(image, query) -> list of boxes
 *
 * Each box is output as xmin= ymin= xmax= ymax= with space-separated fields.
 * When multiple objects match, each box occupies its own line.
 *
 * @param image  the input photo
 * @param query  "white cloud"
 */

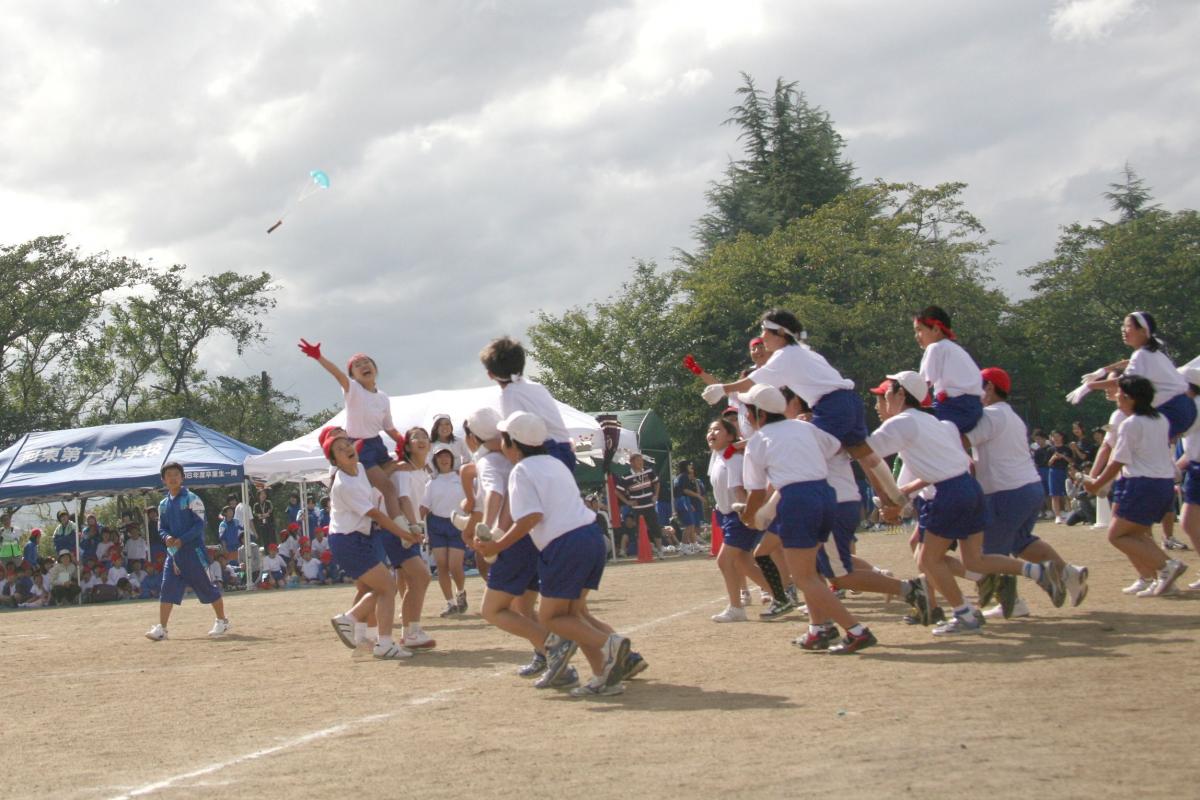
xmin=1050 ymin=0 xmax=1146 ymax=42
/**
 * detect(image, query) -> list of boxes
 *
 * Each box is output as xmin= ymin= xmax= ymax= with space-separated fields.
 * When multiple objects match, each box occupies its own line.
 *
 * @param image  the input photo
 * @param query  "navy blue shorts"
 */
xmin=775 ymin=480 xmax=835 ymax=550
xmin=983 ymin=481 xmax=1043 ymax=556
xmin=486 ymin=535 xmax=540 ymax=596
xmin=355 ymin=435 xmax=391 ymax=469
xmin=919 ymin=473 xmax=989 ymax=541
xmin=1183 ymin=462 xmax=1200 ymax=506
xmin=933 ymin=393 xmax=983 ymax=435
xmin=544 ymin=439 xmax=576 ymax=473
xmin=329 ymin=532 xmax=381 ymax=580
xmin=656 ymin=500 xmax=672 ymax=527
xmin=811 ymin=388 xmax=869 ymax=448
xmin=816 ymin=501 xmax=858 ymax=579
xmin=1114 ymin=477 xmax=1175 ymax=526
xmin=1158 ymin=393 xmax=1197 ymax=440
xmin=674 ymin=498 xmax=699 ymax=527
xmin=371 ymin=528 xmax=420 ymax=568
xmin=426 ymin=514 xmax=465 ymax=550
xmin=716 ymin=510 xmax=761 ymax=552
xmin=1037 ymin=466 xmax=1050 ymax=495
xmin=538 ymin=524 xmax=606 ymax=600
xmin=1047 ymin=467 xmax=1067 ymax=498
xmin=160 ymin=547 xmax=222 ymax=605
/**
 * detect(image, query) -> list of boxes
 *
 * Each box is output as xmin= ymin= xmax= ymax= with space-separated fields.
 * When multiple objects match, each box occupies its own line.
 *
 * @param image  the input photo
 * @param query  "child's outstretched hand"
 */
xmin=682 ymin=354 xmax=704 ymax=375
xmin=298 ymin=338 xmax=322 ymax=360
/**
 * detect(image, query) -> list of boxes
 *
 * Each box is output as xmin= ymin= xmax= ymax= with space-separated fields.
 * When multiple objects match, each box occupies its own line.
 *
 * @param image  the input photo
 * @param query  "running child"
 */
xmin=1175 ymin=366 xmax=1200 ymax=586
xmin=913 ymin=305 xmax=984 ymax=435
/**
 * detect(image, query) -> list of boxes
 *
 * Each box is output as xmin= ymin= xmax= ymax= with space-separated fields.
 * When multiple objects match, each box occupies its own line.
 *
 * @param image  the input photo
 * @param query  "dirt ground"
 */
xmin=3 ymin=521 xmax=1198 ymax=800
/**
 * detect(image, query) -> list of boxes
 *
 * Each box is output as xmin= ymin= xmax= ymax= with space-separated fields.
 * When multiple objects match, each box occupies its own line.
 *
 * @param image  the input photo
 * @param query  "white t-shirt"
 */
xmin=277 ymin=536 xmax=300 ymax=560
xmin=96 ymin=541 xmax=113 ymax=562
xmin=919 ymin=339 xmax=983 ymax=398
xmin=310 ymin=535 xmax=330 ymax=556
xmin=432 ymin=437 xmax=472 ymax=469
xmin=966 ymin=402 xmax=1041 ymax=494
xmin=1126 ymin=348 xmax=1187 ymax=405
xmin=262 ymin=553 xmax=286 ymax=573
xmin=343 ymin=378 xmax=395 ymax=439
xmin=867 ymin=409 xmax=971 ymax=484
xmin=476 ymin=450 xmax=512 ymax=499
xmin=727 ymin=396 xmax=755 ymax=441
xmin=124 ymin=535 xmax=149 ymax=561
xmin=818 ymin=429 xmax=861 ymax=504
xmin=106 ymin=566 xmax=128 ymax=586
xmin=743 ymin=419 xmax=838 ymax=491
xmin=300 ymin=557 xmax=323 ymax=580
xmin=708 ymin=450 xmax=745 ymax=515
xmin=329 ymin=466 xmax=379 ymax=535
xmin=1181 ymin=396 xmax=1200 ymax=462
xmin=500 ymin=379 xmax=570 ymax=442
xmin=80 ymin=574 xmax=99 ymax=591
xmin=749 ymin=345 xmax=854 ymax=407
xmin=391 ymin=467 xmax=430 ymax=520
xmin=507 ymin=455 xmax=596 ymax=550
xmin=1112 ymin=414 xmax=1174 ymax=479
xmin=424 ymin=472 xmax=466 ymax=518
xmin=233 ymin=502 xmax=250 ymax=534
xmin=1104 ymin=409 xmax=1128 ymax=448
xmin=129 ymin=570 xmax=146 ymax=590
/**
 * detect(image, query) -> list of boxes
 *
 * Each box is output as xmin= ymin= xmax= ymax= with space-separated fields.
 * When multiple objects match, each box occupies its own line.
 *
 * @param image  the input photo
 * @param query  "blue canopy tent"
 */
xmin=0 ymin=418 xmax=263 ymax=596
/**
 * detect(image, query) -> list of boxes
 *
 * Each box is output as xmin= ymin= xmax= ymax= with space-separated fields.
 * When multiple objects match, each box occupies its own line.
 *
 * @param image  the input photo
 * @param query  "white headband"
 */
xmin=761 ymin=319 xmax=800 ymax=341
xmin=1131 ymin=311 xmax=1160 ymax=345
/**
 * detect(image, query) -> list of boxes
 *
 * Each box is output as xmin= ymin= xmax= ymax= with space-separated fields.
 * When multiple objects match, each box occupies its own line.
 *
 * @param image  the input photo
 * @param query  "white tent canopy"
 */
xmin=244 ymin=385 xmax=637 ymax=484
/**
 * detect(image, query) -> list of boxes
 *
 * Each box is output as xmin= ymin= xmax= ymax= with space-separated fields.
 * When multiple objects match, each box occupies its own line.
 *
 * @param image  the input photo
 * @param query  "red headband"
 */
xmin=918 ymin=317 xmax=955 ymax=340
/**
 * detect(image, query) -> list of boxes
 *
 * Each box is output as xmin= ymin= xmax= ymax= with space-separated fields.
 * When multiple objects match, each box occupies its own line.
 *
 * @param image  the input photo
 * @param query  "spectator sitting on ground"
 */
xmin=218 ymin=506 xmax=242 ymax=557
xmin=123 ymin=524 xmax=149 ymax=564
xmin=139 ymin=562 xmax=160 ymax=600
xmin=0 ymin=562 xmax=19 ymax=607
xmin=48 ymin=551 xmax=80 ymax=605
xmin=127 ymin=560 xmax=146 ymax=591
xmin=299 ymin=549 xmax=326 ymax=584
xmin=277 ymin=526 xmax=300 ymax=565
xmin=78 ymin=565 xmax=99 ymax=595
xmin=17 ymin=564 xmax=47 ymax=608
xmin=106 ymin=549 xmax=127 ymax=584
xmin=261 ymin=544 xmax=285 ymax=588
xmin=237 ymin=540 xmax=263 ymax=584
xmin=95 ymin=528 xmax=115 ymax=565
xmin=661 ymin=523 xmax=682 ymax=552
xmin=22 ymin=529 xmax=42 ymax=569
xmin=115 ymin=577 xmax=134 ymax=600
xmin=310 ymin=526 xmax=330 ymax=559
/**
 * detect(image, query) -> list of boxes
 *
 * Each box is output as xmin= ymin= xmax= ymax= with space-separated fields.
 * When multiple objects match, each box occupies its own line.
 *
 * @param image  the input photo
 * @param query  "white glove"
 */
xmin=450 ymin=511 xmax=471 ymax=531
xmin=753 ymin=492 xmax=780 ymax=531
xmin=408 ymin=521 xmax=425 ymax=537
xmin=1081 ymin=367 xmax=1108 ymax=382
xmin=1065 ymin=385 xmax=1091 ymax=405
xmin=474 ymin=523 xmax=499 ymax=564
xmin=730 ymin=502 xmax=746 ymax=514
xmin=701 ymin=383 xmax=726 ymax=405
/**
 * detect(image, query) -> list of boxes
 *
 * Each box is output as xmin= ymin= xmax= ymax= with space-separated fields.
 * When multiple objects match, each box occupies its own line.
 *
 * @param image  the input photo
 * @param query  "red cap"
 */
xmin=868 ymin=378 xmax=892 ymax=395
xmin=29 ymin=528 xmax=41 ymax=537
xmin=318 ymin=426 xmax=336 ymax=445
xmin=267 ymin=543 xmax=278 ymax=551
xmin=299 ymin=536 xmax=309 ymax=547
xmin=749 ymin=337 xmax=764 ymax=347
xmin=981 ymin=367 xmax=1011 ymax=395
xmin=287 ymin=522 xmax=300 ymax=532
xmin=319 ymin=551 xmax=333 ymax=564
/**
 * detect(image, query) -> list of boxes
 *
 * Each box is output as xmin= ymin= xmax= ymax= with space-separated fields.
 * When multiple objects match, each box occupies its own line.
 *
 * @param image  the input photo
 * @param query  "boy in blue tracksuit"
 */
xmin=144 ymin=462 xmax=231 ymax=641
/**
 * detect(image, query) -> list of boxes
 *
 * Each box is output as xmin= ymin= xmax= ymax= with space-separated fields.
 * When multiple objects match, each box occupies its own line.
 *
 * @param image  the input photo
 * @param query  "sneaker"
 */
xmin=402 ymin=629 xmax=436 ymax=650
xmin=793 ymin=626 xmax=840 ymax=651
xmin=1064 ymin=565 xmax=1089 ymax=607
xmin=932 ymin=608 xmax=984 ymax=636
xmin=517 ymin=652 xmax=547 ymax=678
xmin=1054 ymin=516 xmax=1066 ymax=525
xmin=569 ymin=675 xmax=624 ymax=698
xmin=1135 ymin=580 xmax=1163 ymax=598
xmin=145 ymin=624 xmax=167 ymax=641
xmin=1122 ymin=577 xmax=1154 ymax=595
xmin=1153 ymin=560 xmax=1188 ymax=595
xmin=622 ymin=652 xmax=648 ymax=679
xmin=759 ymin=598 xmax=795 ymax=620
xmin=540 ymin=633 xmax=578 ymax=686
xmin=1163 ymin=536 xmax=1189 ymax=551
xmin=976 ymin=574 xmax=998 ymax=609
xmin=904 ymin=577 xmax=930 ymax=626
xmin=373 ymin=640 xmax=415 ymax=660
xmin=208 ymin=618 xmax=231 ymax=638
xmin=995 ymin=575 xmax=1020 ymax=617
xmin=711 ymin=605 xmax=749 ymax=623
xmin=539 ymin=665 xmax=579 ymax=690
xmin=983 ymin=597 xmax=1030 ymax=619
xmin=903 ymin=603 xmax=944 ymax=626
xmin=1034 ymin=562 xmax=1066 ymax=608
xmin=438 ymin=601 xmax=459 ymax=618
xmin=330 ymin=614 xmax=356 ymax=648
xmin=828 ymin=627 xmax=877 ymax=655
xmin=785 ymin=584 xmax=801 ymax=606
xmin=740 ymin=589 xmax=753 ymax=606
xmin=1188 ymin=576 xmax=1200 ymax=591
xmin=600 ymin=634 xmax=631 ymax=688
xmin=455 ymin=590 xmax=468 ymax=613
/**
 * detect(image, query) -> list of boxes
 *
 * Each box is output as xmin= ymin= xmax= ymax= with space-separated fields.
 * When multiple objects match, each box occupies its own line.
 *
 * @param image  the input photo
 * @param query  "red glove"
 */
xmin=683 ymin=355 xmax=704 ymax=375
xmin=722 ymin=445 xmax=737 ymax=460
xmin=298 ymin=338 xmax=322 ymax=360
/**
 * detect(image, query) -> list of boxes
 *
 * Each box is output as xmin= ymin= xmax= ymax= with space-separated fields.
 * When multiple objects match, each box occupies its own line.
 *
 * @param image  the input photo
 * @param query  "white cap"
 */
xmin=1179 ymin=365 xmax=1200 ymax=387
xmin=886 ymin=370 xmax=929 ymax=403
xmin=498 ymin=411 xmax=548 ymax=447
xmin=431 ymin=443 xmax=456 ymax=461
xmin=466 ymin=407 xmax=501 ymax=439
xmin=737 ymin=384 xmax=787 ymax=414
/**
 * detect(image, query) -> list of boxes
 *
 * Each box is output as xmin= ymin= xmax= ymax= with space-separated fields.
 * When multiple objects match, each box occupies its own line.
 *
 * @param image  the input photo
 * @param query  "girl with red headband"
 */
xmin=913 ymin=305 xmax=984 ymax=435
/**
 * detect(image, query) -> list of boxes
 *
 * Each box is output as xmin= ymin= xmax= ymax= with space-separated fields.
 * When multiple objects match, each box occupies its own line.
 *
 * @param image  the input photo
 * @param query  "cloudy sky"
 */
xmin=3 ymin=0 xmax=1197 ymax=415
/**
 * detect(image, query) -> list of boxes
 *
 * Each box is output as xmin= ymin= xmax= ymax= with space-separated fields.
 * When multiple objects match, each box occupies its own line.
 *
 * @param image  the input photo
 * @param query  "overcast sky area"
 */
xmin=3 ymin=0 xmax=1197 ymax=416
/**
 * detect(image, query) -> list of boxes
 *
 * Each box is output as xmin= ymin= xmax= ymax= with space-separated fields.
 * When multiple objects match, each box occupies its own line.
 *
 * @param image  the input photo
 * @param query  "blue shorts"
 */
xmin=1037 ymin=466 xmax=1050 ymax=494
xmin=716 ymin=510 xmax=761 ymax=552
xmin=329 ymin=532 xmax=381 ymax=580
xmin=355 ymin=435 xmax=391 ymax=469
xmin=816 ymin=501 xmax=858 ymax=579
xmin=674 ymin=498 xmax=699 ymax=527
xmin=656 ymin=500 xmax=672 ymax=527
xmin=775 ymin=480 xmax=835 ymax=550
xmin=1158 ymin=392 xmax=1197 ymax=440
xmin=1047 ymin=467 xmax=1067 ymax=498
xmin=1114 ymin=477 xmax=1175 ymax=526
xmin=933 ymin=393 xmax=983 ymax=435
xmin=1183 ymin=462 xmax=1200 ymax=506
xmin=544 ymin=439 xmax=576 ymax=473
xmin=371 ymin=528 xmax=421 ymax=568
xmin=426 ymin=514 xmax=465 ymax=550
xmin=160 ymin=546 xmax=222 ymax=606
xmin=983 ymin=481 xmax=1043 ymax=556
xmin=811 ymin=388 xmax=869 ymax=448
xmin=486 ymin=535 xmax=540 ymax=596
xmin=538 ymin=524 xmax=606 ymax=600
xmin=919 ymin=473 xmax=989 ymax=541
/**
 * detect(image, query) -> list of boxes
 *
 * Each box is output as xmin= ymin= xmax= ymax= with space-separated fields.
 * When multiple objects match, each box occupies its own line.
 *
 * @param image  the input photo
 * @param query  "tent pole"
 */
xmin=300 ymin=480 xmax=309 ymax=540
xmin=242 ymin=479 xmax=252 ymax=591
xmin=75 ymin=495 xmax=83 ymax=606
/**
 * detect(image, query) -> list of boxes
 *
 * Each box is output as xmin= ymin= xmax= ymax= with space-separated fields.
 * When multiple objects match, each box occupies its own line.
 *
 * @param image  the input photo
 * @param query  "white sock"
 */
xmin=964 ymin=569 xmax=984 ymax=582
xmin=848 ymin=624 xmax=865 ymax=636
xmin=377 ymin=634 xmax=393 ymax=647
xmin=353 ymin=622 xmax=367 ymax=644
xmin=1022 ymin=563 xmax=1043 ymax=581
xmin=808 ymin=624 xmax=823 ymax=635
xmin=366 ymin=626 xmax=378 ymax=642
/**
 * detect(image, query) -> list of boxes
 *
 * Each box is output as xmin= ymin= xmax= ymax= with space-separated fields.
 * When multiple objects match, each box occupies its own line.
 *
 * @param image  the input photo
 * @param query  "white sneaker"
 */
xmin=711 ymin=605 xmax=748 ymax=623
xmin=1063 ymin=564 xmax=1089 ymax=608
xmin=145 ymin=624 xmax=167 ymax=641
xmin=983 ymin=598 xmax=1029 ymax=619
xmin=208 ymin=618 xmax=231 ymax=638
xmin=373 ymin=640 xmax=414 ymax=660
xmin=403 ymin=629 xmax=436 ymax=650
xmin=1135 ymin=580 xmax=1162 ymax=598
xmin=330 ymin=614 xmax=356 ymax=648
xmin=1153 ymin=560 xmax=1187 ymax=595
xmin=1054 ymin=516 xmax=1066 ymax=525
xmin=1122 ymin=577 xmax=1153 ymax=595
xmin=1188 ymin=576 xmax=1200 ymax=591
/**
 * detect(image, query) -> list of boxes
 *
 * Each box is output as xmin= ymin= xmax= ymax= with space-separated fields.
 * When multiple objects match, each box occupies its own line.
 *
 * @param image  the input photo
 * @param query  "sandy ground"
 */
xmin=3 ymin=521 xmax=1198 ymax=800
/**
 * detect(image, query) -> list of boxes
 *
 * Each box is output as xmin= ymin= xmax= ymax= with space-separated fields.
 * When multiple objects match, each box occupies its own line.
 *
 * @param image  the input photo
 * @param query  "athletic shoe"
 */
xmin=373 ymin=640 xmax=414 ymax=660
xmin=983 ymin=598 xmax=1030 ymax=619
xmin=145 ymin=624 xmax=167 ymax=641
xmin=330 ymin=614 xmax=356 ymax=648
xmin=622 ymin=652 xmax=648 ymax=679
xmin=976 ymin=574 xmax=997 ymax=609
xmin=932 ymin=608 xmax=984 ymax=636
xmin=208 ymin=618 xmax=231 ymax=638
xmin=1034 ymin=561 xmax=1066 ymax=608
xmin=540 ymin=666 xmax=579 ymax=690
xmin=759 ymin=598 xmax=795 ymax=620
xmin=828 ymin=627 xmax=877 ymax=655
xmin=904 ymin=577 xmax=930 ymax=626
xmin=541 ymin=633 xmax=577 ymax=686
xmin=711 ymin=605 xmax=748 ymax=623
xmin=569 ymin=675 xmax=624 ymax=698
xmin=455 ymin=590 xmax=468 ymax=613
xmin=793 ymin=626 xmax=840 ymax=651
xmin=1122 ymin=577 xmax=1153 ymax=595
xmin=402 ymin=629 xmax=436 ymax=650
xmin=785 ymin=584 xmax=801 ymax=607
xmin=1054 ymin=516 xmax=1066 ymax=525
xmin=995 ymin=575 xmax=1019 ymax=617
xmin=517 ymin=652 xmax=546 ymax=678
xmin=600 ymin=634 xmax=631 ymax=688
xmin=1188 ymin=576 xmax=1200 ymax=590
xmin=740 ymin=589 xmax=752 ymax=606
xmin=1064 ymin=564 xmax=1089 ymax=607
xmin=1163 ymin=536 xmax=1189 ymax=551
xmin=1153 ymin=560 xmax=1188 ymax=596
xmin=438 ymin=601 xmax=459 ymax=618
xmin=903 ymin=602 xmax=944 ymax=626
xmin=1135 ymin=580 xmax=1163 ymax=598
